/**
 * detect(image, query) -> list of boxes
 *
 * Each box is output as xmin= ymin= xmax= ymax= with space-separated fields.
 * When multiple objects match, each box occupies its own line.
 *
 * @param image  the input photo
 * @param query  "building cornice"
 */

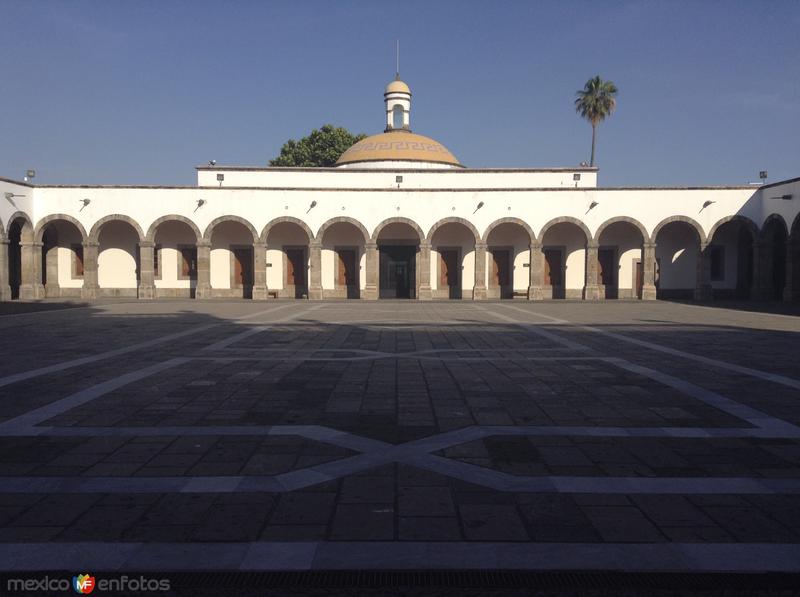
xmin=27 ymin=184 xmax=758 ymax=192
xmin=194 ymin=166 xmax=598 ymax=173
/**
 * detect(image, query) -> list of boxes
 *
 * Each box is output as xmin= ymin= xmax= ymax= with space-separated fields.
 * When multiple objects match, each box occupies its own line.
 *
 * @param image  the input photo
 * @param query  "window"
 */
xmin=71 ymin=244 xmax=84 ymax=278
xmin=709 ymin=245 xmax=725 ymax=281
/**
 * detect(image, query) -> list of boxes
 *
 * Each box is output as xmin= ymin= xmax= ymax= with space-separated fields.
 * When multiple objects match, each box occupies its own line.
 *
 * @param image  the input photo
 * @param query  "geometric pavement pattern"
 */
xmin=0 ymin=300 xmax=799 ymax=572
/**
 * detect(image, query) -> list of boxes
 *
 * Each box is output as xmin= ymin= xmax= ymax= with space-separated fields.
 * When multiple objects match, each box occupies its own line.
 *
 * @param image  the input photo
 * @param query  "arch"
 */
xmin=593 ymin=216 xmax=650 ymax=244
xmin=6 ymin=211 xmax=34 ymax=241
xmin=371 ymin=217 xmax=425 ymax=242
xmin=791 ymin=212 xmax=800 ymax=236
xmin=707 ymin=215 xmax=758 ymax=243
xmin=203 ymin=215 xmax=259 ymax=243
xmin=34 ymin=214 xmax=88 ymax=244
xmin=652 ymin=215 xmax=706 ymax=244
xmin=145 ymin=215 xmax=202 ymax=243
xmin=759 ymin=213 xmax=789 ymax=240
xmin=482 ymin=217 xmax=535 ymax=243
xmin=260 ymin=216 xmax=314 ymax=244
xmin=426 ymin=217 xmax=480 ymax=243
xmin=538 ymin=216 xmax=591 ymax=243
xmin=89 ymin=214 xmax=145 ymax=243
xmin=316 ymin=217 xmax=370 ymax=243
xmin=0 ymin=215 xmax=5 ymax=241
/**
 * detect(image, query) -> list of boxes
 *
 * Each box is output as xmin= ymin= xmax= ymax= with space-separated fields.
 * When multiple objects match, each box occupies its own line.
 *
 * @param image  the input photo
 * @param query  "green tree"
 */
xmin=269 ymin=124 xmax=367 ymax=167
xmin=574 ymin=76 xmax=618 ymax=167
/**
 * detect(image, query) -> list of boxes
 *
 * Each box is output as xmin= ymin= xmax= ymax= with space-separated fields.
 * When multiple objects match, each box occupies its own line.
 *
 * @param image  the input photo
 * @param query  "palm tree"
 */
xmin=574 ymin=76 xmax=618 ymax=167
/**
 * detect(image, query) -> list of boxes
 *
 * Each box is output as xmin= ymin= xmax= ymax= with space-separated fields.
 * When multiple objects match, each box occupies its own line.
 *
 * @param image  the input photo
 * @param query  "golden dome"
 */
xmin=385 ymin=79 xmax=411 ymax=95
xmin=336 ymin=130 xmax=462 ymax=167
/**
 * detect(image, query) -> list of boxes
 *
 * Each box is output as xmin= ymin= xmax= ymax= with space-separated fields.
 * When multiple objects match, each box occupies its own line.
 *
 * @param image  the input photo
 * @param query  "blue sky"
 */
xmin=1 ymin=0 xmax=798 ymax=186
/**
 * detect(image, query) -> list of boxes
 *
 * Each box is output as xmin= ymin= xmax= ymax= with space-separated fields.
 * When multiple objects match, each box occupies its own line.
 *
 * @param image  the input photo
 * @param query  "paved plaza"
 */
xmin=0 ymin=299 xmax=799 ymax=579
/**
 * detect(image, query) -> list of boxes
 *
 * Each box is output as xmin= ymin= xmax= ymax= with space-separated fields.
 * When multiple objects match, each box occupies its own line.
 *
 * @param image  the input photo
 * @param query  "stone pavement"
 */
xmin=0 ymin=299 xmax=799 ymax=575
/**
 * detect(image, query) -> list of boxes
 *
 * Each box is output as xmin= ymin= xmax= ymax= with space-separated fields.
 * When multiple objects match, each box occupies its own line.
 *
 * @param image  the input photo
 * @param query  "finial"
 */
xmin=395 ymin=39 xmax=400 ymax=79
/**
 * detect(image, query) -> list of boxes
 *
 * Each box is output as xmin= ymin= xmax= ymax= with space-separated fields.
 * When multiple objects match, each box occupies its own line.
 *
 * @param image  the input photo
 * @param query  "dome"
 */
xmin=385 ymin=79 xmax=411 ymax=95
xmin=336 ymin=130 xmax=462 ymax=168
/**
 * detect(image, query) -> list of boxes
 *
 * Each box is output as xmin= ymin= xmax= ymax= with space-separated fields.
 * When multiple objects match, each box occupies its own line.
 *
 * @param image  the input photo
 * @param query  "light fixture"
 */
xmin=216 ymin=173 xmax=224 ymax=187
xmin=310 ymin=200 xmax=317 ymax=208
xmin=209 ymin=160 xmax=216 ymax=166
xmin=80 ymin=198 xmax=91 ymax=210
xmin=587 ymin=201 xmax=599 ymax=212
xmin=573 ymin=173 xmax=581 ymax=181
xmin=5 ymin=192 xmax=23 ymax=201
xmin=702 ymin=200 xmax=715 ymax=209
xmin=759 ymin=170 xmax=768 ymax=183
xmin=24 ymin=169 xmax=35 ymax=182
xmin=197 ymin=199 xmax=206 ymax=207
xmin=306 ymin=200 xmax=317 ymax=214
xmin=770 ymin=194 xmax=793 ymax=201
xmin=473 ymin=201 xmax=484 ymax=214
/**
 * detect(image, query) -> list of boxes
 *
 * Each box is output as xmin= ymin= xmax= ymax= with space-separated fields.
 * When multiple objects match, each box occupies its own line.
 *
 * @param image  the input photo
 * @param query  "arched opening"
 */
xmin=430 ymin=222 xmax=477 ymax=299
xmin=760 ymin=217 xmax=788 ymax=301
xmin=392 ymin=105 xmax=404 ymax=130
xmin=485 ymin=222 xmax=532 ymax=299
xmin=540 ymin=222 xmax=588 ymax=299
xmin=790 ymin=215 xmax=800 ymax=302
xmin=654 ymin=221 xmax=702 ymax=300
xmin=209 ymin=220 xmax=256 ymax=299
xmin=596 ymin=221 xmax=646 ymax=299
xmin=376 ymin=221 xmax=421 ymax=299
xmin=152 ymin=220 xmax=199 ymax=298
xmin=7 ymin=216 xmax=33 ymax=300
xmin=707 ymin=218 xmax=755 ymax=300
xmin=319 ymin=221 xmax=367 ymax=299
xmin=266 ymin=221 xmax=310 ymax=299
xmin=36 ymin=218 xmax=87 ymax=298
xmin=97 ymin=221 xmax=141 ymax=296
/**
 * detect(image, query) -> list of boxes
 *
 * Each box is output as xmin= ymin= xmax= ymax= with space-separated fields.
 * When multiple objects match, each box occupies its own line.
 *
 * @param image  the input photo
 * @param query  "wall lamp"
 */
xmin=79 ymin=198 xmax=91 ymax=211
xmin=4 ymin=192 xmax=24 ymax=201
xmin=24 ymin=169 xmax=35 ymax=182
xmin=474 ymin=201 xmax=484 ymax=214
xmin=306 ymin=200 xmax=317 ymax=214
xmin=769 ymin=194 xmax=793 ymax=201
xmin=700 ymin=200 xmax=715 ymax=212
xmin=586 ymin=201 xmax=599 ymax=214
xmin=195 ymin=199 xmax=206 ymax=212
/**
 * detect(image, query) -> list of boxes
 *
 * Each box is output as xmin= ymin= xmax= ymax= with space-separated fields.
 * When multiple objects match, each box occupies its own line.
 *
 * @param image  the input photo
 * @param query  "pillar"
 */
xmin=195 ymin=240 xmax=212 ymax=299
xmin=364 ymin=241 xmax=379 ymax=300
xmin=137 ymin=241 xmax=155 ymax=299
xmin=418 ymin=240 xmax=432 ymax=300
xmin=19 ymin=241 xmax=44 ymax=300
xmin=528 ymin=242 xmax=543 ymax=300
xmin=308 ymin=240 xmax=323 ymax=300
xmin=641 ymin=242 xmax=657 ymax=300
xmin=252 ymin=242 xmax=268 ymax=300
xmin=695 ymin=242 xmax=713 ymax=301
xmin=81 ymin=241 xmax=99 ymax=299
xmin=0 ymin=240 xmax=11 ymax=301
xmin=472 ymin=241 xmax=487 ymax=300
xmin=44 ymin=241 xmax=60 ymax=298
xmin=583 ymin=242 xmax=601 ymax=300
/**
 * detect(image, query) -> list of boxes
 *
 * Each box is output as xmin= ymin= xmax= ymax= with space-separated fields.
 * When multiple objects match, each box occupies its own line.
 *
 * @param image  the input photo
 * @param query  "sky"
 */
xmin=1 ymin=0 xmax=798 ymax=187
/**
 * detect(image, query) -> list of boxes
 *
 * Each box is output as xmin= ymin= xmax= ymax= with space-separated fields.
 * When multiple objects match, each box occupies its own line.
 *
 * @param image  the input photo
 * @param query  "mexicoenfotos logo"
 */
xmin=73 ymin=573 xmax=96 ymax=594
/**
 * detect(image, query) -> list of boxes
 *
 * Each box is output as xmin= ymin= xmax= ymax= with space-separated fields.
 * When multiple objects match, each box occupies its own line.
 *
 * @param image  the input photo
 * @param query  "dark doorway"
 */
xmin=285 ymin=248 xmax=307 ymax=298
xmin=439 ymin=249 xmax=460 ymax=299
xmin=8 ymin=221 xmax=22 ymax=300
xmin=598 ymin=247 xmax=616 ymax=299
xmin=379 ymin=245 xmax=416 ymax=299
xmin=337 ymin=248 xmax=359 ymax=299
xmin=490 ymin=248 xmax=512 ymax=299
xmin=233 ymin=247 xmax=254 ymax=299
xmin=635 ymin=260 xmax=644 ymax=299
xmin=544 ymin=248 xmax=564 ymax=299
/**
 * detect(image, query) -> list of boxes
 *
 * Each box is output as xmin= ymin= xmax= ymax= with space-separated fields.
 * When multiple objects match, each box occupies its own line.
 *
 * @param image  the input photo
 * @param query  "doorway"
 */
xmin=232 ymin=247 xmax=253 ymax=299
xmin=285 ymin=247 xmax=307 ymax=298
xmin=598 ymin=247 xmax=617 ymax=299
xmin=379 ymin=245 xmax=416 ymax=298
xmin=490 ymin=248 xmax=512 ymax=299
xmin=336 ymin=247 xmax=358 ymax=298
xmin=544 ymin=248 xmax=564 ymax=299
xmin=438 ymin=248 xmax=461 ymax=299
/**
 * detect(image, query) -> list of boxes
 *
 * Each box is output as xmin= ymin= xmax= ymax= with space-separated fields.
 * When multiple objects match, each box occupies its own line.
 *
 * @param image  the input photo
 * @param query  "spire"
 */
xmin=395 ymin=39 xmax=400 ymax=79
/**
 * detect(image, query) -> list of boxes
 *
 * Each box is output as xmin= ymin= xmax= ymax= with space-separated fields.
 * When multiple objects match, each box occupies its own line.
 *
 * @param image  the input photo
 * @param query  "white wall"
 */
xmin=598 ymin=222 xmax=644 ymax=290
xmin=486 ymin=223 xmax=531 ymax=291
xmin=210 ymin=221 xmax=254 ymax=289
xmin=655 ymin=223 xmax=699 ymax=289
xmin=430 ymin=223 xmax=476 ymax=293
xmin=98 ymin=221 xmax=138 ymax=288
xmin=154 ymin=221 xmax=197 ymax=289
xmin=320 ymin=223 xmax=366 ymax=290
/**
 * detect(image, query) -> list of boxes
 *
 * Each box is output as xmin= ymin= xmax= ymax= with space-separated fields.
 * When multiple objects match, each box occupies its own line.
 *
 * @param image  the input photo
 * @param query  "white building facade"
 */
xmin=1 ymin=79 xmax=798 ymax=303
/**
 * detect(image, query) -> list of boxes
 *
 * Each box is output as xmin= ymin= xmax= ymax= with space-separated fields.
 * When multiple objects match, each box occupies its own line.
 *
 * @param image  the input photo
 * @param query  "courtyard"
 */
xmin=0 ymin=299 xmax=799 ymax=589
